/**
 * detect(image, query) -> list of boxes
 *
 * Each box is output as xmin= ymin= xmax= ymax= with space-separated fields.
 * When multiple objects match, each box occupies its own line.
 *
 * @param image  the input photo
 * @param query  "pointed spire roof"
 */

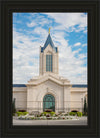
xmin=44 ymin=34 xmax=55 ymax=49
xmin=41 ymin=33 xmax=57 ymax=53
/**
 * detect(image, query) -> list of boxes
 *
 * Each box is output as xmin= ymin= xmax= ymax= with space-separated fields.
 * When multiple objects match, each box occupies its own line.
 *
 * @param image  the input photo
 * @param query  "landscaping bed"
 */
xmin=13 ymin=111 xmax=85 ymax=120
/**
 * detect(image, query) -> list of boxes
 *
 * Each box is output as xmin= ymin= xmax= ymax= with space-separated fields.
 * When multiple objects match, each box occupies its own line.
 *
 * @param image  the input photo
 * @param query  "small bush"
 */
xmin=41 ymin=112 xmax=47 ymax=116
xmin=16 ymin=112 xmax=29 ymax=116
xmin=69 ymin=112 xmax=77 ymax=116
xmin=23 ymin=112 xmax=28 ymax=115
xmin=16 ymin=112 xmax=23 ymax=116
xmin=50 ymin=112 xmax=55 ymax=116
xmin=41 ymin=112 xmax=56 ymax=116
xmin=77 ymin=112 xmax=82 ymax=117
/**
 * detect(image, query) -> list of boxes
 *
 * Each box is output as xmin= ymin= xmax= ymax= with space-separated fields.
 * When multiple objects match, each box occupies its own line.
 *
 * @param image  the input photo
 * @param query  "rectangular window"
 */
xmin=46 ymin=55 xmax=52 ymax=72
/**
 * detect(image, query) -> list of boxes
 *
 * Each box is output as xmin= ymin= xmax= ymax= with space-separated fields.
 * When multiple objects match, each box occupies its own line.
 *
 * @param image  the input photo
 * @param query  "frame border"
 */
xmin=0 ymin=0 xmax=100 ymax=137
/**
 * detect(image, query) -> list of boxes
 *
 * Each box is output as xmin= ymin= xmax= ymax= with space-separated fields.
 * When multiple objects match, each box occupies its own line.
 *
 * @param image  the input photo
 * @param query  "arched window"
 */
xmin=43 ymin=94 xmax=55 ymax=111
xmin=46 ymin=54 xmax=52 ymax=72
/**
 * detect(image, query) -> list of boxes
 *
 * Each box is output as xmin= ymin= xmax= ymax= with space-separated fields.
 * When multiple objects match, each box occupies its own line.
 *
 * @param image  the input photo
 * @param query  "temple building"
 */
xmin=13 ymin=30 xmax=87 ymax=113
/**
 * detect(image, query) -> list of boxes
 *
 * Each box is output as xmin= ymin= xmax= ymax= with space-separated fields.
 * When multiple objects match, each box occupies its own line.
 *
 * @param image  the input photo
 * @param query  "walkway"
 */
xmin=13 ymin=117 xmax=87 ymax=125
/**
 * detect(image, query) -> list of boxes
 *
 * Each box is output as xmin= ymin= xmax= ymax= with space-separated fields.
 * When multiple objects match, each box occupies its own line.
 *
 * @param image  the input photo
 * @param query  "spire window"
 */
xmin=46 ymin=54 xmax=52 ymax=72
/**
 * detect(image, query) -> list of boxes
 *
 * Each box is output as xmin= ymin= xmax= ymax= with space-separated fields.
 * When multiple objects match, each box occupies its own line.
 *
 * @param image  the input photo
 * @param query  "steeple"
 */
xmin=44 ymin=34 xmax=55 ymax=50
xmin=48 ymin=27 xmax=51 ymax=34
xmin=41 ymin=28 xmax=57 ymax=53
xmin=40 ymin=29 xmax=59 ymax=75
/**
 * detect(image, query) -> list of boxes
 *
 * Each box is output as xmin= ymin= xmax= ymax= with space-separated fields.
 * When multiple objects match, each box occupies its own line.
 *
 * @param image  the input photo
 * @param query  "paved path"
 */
xmin=13 ymin=117 xmax=87 ymax=126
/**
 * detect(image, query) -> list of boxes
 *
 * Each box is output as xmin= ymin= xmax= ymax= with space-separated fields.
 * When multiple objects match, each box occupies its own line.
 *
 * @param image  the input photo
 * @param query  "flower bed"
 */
xmin=15 ymin=111 xmax=83 ymax=120
xmin=17 ymin=114 xmax=79 ymax=120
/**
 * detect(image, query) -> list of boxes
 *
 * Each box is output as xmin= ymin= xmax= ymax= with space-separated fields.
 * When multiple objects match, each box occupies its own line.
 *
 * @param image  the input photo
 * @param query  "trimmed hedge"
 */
xmin=69 ymin=112 xmax=77 ymax=116
xmin=23 ymin=112 xmax=29 ymax=115
xmin=16 ymin=112 xmax=29 ymax=116
xmin=41 ymin=112 xmax=56 ymax=116
xmin=77 ymin=112 xmax=82 ymax=117
xmin=41 ymin=112 xmax=47 ymax=116
xmin=69 ymin=112 xmax=83 ymax=117
xmin=50 ymin=112 xmax=55 ymax=116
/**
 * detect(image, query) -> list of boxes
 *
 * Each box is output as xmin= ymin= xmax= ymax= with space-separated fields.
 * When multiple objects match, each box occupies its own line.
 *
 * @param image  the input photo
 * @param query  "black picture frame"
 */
xmin=0 ymin=0 xmax=100 ymax=137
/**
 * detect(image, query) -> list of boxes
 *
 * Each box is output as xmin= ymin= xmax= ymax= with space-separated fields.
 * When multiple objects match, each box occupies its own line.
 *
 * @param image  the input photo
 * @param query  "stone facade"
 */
xmin=13 ymin=32 xmax=87 ymax=113
xmin=39 ymin=44 xmax=59 ymax=75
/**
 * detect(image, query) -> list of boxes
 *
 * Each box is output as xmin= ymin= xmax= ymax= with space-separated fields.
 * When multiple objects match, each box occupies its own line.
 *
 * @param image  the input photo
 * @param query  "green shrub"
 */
xmin=77 ymin=112 xmax=82 ymax=117
xmin=41 ymin=112 xmax=55 ymax=116
xmin=23 ymin=112 xmax=28 ymax=115
xmin=50 ymin=112 xmax=55 ymax=116
xmin=41 ymin=112 xmax=47 ymax=116
xmin=69 ymin=112 xmax=77 ymax=116
xmin=16 ymin=112 xmax=23 ymax=116
xmin=44 ymin=112 xmax=49 ymax=115
xmin=16 ymin=112 xmax=29 ymax=116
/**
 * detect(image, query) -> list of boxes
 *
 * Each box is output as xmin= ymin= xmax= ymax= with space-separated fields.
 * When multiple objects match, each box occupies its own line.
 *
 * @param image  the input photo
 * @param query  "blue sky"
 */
xmin=13 ymin=12 xmax=87 ymax=84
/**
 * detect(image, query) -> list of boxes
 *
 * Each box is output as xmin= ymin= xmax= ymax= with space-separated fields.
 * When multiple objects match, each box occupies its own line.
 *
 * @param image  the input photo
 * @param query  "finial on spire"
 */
xmin=48 ymin=27 xmax=51 ymax=34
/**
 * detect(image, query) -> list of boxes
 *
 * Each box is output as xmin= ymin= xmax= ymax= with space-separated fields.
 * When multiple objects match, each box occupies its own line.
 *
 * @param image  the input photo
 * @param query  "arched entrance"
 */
xmin=43 ymin=94 xmax=55 ymax=112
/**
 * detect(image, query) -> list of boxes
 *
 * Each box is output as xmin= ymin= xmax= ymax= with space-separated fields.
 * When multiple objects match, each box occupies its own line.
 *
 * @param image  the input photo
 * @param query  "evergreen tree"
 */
xmin=12 ymin=98 xmax=16 ymax=114
xmin=84 ymin=97 xmax=87 ymax=115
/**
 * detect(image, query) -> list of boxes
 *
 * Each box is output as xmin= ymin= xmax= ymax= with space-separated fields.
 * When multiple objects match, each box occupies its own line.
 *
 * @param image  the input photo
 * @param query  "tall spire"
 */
xmin=48 ymin=27 xmax=51 ymax=34
xmin=43 ymin=33 xmax=55 ymax=50
xmin=41 ymin=28 xmax=58 ymax=53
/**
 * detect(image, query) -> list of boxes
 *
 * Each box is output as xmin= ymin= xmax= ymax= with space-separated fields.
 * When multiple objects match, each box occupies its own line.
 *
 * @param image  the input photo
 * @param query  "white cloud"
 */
xmin=13 ymin=28 xmax=40 ymax=83
xmin=27 ymin=21 xmax=36 ymax=27
xmin=74 ymin=42 xmax=81 ymax=47
xmin=26 ymin=14 xmax=52 ymax=28
xmin=13 ymin=13 xmax=87 ymax=84
xmin=13 ymin=27 xmax=87 ymax=84
xmin=78 ymin=53 xmax=87 ymax=59
xmin=73 ymin=48 xmax=81 ymax=55
xmin=44 ymin=13 xmax=87 ymax=33
xmin=33 ymin=27 xmax=47 ymax=36
xmin=26 ymin=13 xmax=87 ymax=33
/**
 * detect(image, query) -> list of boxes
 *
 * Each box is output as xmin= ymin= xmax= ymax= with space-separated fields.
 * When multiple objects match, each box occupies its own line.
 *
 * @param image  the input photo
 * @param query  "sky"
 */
xmin=13 ymin=12 xmax=87 ymax=84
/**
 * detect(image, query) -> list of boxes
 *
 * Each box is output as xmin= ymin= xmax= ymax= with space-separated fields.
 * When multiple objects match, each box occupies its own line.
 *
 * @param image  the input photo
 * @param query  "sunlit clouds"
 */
xmin=13 ymin=12 xmax=87 ymax=84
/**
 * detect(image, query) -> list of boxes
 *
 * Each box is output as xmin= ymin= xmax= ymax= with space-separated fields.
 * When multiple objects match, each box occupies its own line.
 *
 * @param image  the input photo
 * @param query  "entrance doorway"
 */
xmin=43 ymin=94 xmax=55 ymax=112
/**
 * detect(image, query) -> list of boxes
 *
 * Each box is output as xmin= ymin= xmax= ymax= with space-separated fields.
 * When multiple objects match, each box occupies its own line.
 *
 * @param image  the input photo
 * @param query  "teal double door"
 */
xmin=43 ymin=94 xmax=55 ymax=112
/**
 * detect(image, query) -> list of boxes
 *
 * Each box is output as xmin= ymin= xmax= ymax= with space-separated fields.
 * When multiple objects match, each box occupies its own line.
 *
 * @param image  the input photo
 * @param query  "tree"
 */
xmin=12 ymin=98 xmax=16 ymax=114
xmin=84 ymin=97 xmax=87 ymax=115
